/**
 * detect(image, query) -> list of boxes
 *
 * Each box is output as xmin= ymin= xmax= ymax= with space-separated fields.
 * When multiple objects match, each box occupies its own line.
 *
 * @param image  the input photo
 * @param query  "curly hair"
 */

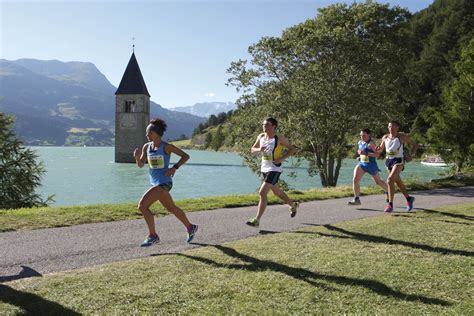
xmin=148 ymin=118 xmax=167 ymax=137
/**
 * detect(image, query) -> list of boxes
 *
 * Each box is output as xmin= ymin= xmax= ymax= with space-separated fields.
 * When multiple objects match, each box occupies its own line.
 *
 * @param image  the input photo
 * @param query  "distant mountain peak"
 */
xmin=170 ymin=101 xmax=236 ymax=118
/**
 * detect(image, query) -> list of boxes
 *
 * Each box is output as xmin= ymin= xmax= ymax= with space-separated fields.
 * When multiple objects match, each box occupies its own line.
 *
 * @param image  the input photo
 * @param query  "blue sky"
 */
xmin=1 ymin=0 xmax=434 ymax=108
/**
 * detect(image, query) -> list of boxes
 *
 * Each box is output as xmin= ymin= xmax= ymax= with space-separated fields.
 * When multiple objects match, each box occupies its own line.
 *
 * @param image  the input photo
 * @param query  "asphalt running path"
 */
xmin=1 ymin=187 xmax=473 ymax=281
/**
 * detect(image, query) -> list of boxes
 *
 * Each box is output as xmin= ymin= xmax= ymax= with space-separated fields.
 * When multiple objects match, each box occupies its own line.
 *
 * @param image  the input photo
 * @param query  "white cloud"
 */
xmin=205 ymin=92 xmax=216 ymax=98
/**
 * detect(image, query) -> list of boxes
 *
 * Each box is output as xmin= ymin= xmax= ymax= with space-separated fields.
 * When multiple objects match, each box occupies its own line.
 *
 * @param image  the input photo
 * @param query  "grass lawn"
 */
xmin=1 ymin=202 xmax=472 ymax=314
xmin=170 ymin=139 xmax=192 ymax=147
xmin=0 ymin=176 xmax=473 ymax=232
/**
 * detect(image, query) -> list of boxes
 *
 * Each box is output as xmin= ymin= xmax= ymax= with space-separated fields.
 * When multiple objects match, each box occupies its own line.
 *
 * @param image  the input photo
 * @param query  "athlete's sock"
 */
xmin=405 ymin=195 xmax=411 ymax=201
xmin=149 ymin=233 xmax=158 ymax=237
xmin=186 ymin=224 xmax=193 ymax=232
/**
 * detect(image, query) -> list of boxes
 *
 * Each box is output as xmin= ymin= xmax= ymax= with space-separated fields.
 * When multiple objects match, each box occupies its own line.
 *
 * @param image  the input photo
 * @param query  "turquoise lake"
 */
xmin=32 ymin=147 xmax=449 ymax=206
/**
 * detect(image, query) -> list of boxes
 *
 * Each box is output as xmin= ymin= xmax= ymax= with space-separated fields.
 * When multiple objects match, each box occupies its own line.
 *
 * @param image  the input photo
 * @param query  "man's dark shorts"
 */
xmin=385 ymin=158 xmax=404 ymax=172
xmin=262 ymin=171 xmax=281 ymax=185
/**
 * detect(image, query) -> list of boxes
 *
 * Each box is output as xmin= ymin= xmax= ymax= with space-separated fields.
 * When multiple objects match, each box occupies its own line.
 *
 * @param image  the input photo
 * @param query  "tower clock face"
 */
xmin=120 ymin=114 xmax=137 ymax=129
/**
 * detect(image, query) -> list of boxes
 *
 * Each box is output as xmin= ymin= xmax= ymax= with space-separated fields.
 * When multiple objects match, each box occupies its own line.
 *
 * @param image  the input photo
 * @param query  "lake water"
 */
xmin=32 ymin=147 xmax=448 ymax=206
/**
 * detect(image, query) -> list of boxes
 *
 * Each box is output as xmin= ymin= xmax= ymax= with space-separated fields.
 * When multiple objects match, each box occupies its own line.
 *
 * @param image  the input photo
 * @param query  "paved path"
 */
xmin=1 ymin=187 xmax=473 ymax=281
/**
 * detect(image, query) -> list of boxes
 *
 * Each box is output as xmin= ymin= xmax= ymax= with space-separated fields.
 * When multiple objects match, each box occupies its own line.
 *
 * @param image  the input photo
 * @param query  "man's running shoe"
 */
xmin=406 ymin=196 xmax=415 ymax=212
xmin=290 ymin=202 xmax=299 ymax=218
xmin=140 ymin=234 xmax=160 ymax=247
xmin=187 ymin=224 xmax=198 ymax=243
xmin=246 ymin=217 xmax=260 ymax=227
xmin=384 ymin=204 xmax=393 ymax=213
xmin=348 ymin=198 xmax=361 ymax=205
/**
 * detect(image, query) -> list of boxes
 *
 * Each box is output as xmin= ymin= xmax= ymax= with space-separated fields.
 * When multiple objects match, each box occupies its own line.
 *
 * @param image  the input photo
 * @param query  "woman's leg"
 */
xmin=138 ymin=186 xmax=163 ymax=236
xmin=352 ymin=165 xmax=365 ymax=198
xmin=157 ymin=189 xmax=192 ymax=229
xmin=372 ymin=173 xmax=388 ymax=192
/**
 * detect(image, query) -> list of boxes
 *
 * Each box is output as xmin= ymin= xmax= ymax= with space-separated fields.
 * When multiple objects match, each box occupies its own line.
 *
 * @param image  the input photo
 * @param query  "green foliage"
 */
xmin=0 ymin=113 xmax=52 ymax=209
xmin=192 ymin=110 xmax=234 ymax=136
xmin=407 ymin=0 xmax=474 ymax=134
xmin=228 ymin=2 xmax=412 ymax=187
xmin=427 ymin=39 xmax=474 ymax=171
xmin=209 ymin=125 xmax=225 ymax=151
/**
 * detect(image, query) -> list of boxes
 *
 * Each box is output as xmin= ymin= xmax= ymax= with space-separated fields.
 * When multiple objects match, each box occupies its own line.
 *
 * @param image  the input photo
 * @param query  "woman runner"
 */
xmin=348 ymin=128 xmax=388 ymax=205
xmin=133 ymin=118 xmax=198 ymax=246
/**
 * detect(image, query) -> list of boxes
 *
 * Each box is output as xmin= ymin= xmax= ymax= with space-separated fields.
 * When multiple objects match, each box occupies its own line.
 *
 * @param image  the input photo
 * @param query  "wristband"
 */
xmin=173 ymin=164 xmax=180 ymax=170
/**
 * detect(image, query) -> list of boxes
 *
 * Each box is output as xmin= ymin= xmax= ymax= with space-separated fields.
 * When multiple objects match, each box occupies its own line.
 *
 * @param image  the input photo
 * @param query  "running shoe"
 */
xmin=384 ymin=204 xmax=393 ymax=213
xmin=140 ymin=234 xmax=160 ymax=247
xmin=348 ymin=198 xmax=361 ymax=205
xmin=187 ymin=224 xmax=198 ymax=243
xmin=406 ymin=196 xmax=415 ymax=212
xmin=290 ymin=202 xmax=299 ymax=218
xmin=246 ymin=217 xmax=260 ymax=227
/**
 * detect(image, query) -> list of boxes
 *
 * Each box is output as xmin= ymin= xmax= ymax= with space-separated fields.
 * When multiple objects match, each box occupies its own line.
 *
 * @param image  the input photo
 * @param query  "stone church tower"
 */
xmin=115 ymin=52 xmax=150 ymax=163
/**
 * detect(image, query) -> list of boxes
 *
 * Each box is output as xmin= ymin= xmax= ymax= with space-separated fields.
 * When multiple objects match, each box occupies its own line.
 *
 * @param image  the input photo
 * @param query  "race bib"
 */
xmin=148 ymin=155 xmax=165 ymax=169
xmin=360 ymin=154 xmax=369 ymax=163
xmin=387 ymin=150 xmax=398 ymax=158
xmin=262 ymin=154 xmax=273 ymax=161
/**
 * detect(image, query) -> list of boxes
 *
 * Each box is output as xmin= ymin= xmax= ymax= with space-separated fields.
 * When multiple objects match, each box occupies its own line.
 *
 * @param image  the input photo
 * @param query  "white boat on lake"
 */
xmin=421 ymin=155 xmax=449 ymax=167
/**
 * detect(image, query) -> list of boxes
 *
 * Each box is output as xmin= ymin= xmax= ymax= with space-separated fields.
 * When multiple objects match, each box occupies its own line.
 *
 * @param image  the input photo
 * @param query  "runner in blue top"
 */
xmin=133 ymin=118 xmax=198 ymax=247
xmin=348 ymin=128 xmax=388 ymax=205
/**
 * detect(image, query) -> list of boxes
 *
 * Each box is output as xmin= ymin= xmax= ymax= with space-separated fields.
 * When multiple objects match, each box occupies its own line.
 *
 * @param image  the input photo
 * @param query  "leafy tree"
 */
xmin=0 ymin=113 xmax=52 ymax=209
xmin=210 ymin=125 xmax=225 ymax=151
xmin=228 ymin=2 xmax=411 ymax=186
xmin=406 ymin=0 xmax=474 ymax=135
xmin=427 ymin=39 xmax=474 ymax=172
xmin=204 ymin=132 xmax=213 ymax=149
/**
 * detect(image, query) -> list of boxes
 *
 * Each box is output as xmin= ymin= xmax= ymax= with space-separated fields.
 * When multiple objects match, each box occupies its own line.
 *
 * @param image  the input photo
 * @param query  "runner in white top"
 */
xmin=246 ymin=117 xmax=299 ymax=227
xmin=377 ymin=121 xmax=418 ymax=213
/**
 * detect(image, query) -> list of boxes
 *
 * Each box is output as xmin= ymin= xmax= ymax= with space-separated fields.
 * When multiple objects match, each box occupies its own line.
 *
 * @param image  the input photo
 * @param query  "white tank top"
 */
xmin=385 ymin=136 xmax=404 ymax=158
xmin=260 ymin=135 xmax=283 ymax=173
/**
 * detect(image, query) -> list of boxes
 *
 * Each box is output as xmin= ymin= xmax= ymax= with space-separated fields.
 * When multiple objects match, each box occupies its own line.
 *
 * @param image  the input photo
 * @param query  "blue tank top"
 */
xmin=358 ymin=139 xmax=376 ymax=166
xmin=147 ymin=142 xmax=172 ymax=186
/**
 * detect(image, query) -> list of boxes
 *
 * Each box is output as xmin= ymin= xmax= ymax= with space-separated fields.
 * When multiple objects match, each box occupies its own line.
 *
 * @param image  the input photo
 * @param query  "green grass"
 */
xmin=1 ymin=202 xmax=472 ymax=314
xmin=170 ymin=138 xmax=192 ymax=147
xmin=1 ymin=176 xmax=473 ymax=232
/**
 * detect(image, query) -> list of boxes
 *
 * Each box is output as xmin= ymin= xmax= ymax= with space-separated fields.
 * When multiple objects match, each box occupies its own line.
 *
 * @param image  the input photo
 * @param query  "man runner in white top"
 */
xmin=246 ymin=117 xmax=299 ymax=227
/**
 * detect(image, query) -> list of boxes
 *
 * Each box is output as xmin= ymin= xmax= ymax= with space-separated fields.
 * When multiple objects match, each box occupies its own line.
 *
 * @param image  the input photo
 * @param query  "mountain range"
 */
xmin=170 ymin=102 xmax=236 ymax=118
xmin=0 ymin=58 xmax=211 ymax=145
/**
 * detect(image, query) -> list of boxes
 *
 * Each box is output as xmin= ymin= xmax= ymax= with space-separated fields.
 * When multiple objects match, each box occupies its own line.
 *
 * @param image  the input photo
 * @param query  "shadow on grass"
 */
xmin=301 ymin=225 xmax=473 ymax=257
xmin=168 ymin=243 xmax=451 ymax=306
xmin=259 ymin=230 xmax=279 ymax=235
xmin=0 ymin=267 xmax=80 ymax=315
xmin=0 ymin=266 xmax=42 ymax=283
xmin=419 ymin=208 xmax=474 ymax=221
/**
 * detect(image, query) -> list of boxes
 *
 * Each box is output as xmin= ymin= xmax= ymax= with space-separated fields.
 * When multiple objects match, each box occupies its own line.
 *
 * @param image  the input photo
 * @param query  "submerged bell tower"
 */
xmin=115 ymin=51 xmax=150 ymax=163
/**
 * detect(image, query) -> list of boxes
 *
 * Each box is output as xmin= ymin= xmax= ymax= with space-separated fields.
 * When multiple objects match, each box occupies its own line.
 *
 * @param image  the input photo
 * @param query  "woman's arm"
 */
xmin=368 ymin=141 xmax=380 ymax=158
xmin=133 ymin=144 xmax=148 ymax=168
xmin=164 ymin=144 xmax=190 ymax=177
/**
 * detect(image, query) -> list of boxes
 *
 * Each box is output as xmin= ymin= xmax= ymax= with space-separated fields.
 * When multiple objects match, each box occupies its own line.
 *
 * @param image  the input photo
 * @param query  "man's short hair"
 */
xmin=265 ymin=117 xmax=278 ymax=127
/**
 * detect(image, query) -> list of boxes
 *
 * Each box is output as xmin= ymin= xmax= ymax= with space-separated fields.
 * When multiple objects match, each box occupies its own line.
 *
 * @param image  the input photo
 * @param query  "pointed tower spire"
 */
xmin=115 ymin=52 xmax=150 ymax=97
